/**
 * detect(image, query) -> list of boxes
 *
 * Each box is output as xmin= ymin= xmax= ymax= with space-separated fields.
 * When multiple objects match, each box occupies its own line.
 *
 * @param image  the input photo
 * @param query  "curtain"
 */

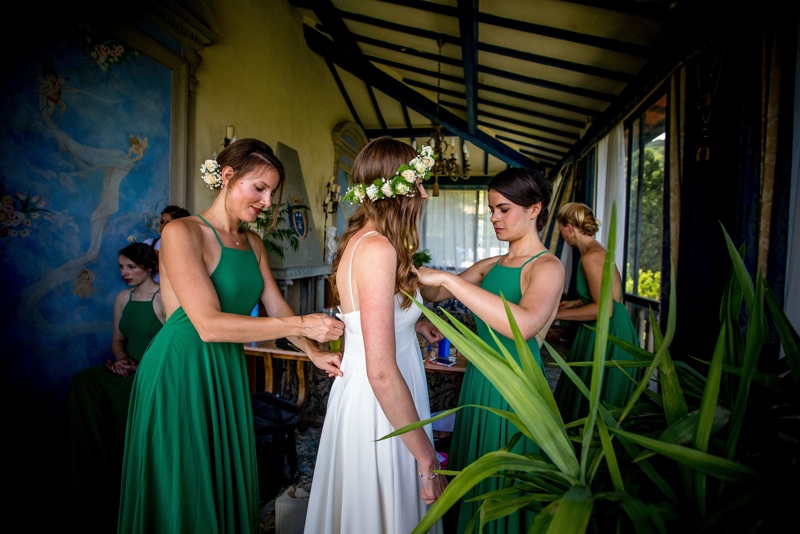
xmin=544 ymin=162 xmax=576 ymax=294
xmin=594 ymin=123 xmax=627 ymax=270
xmin=420 ymin=189 xmax=507 ymax=272
xmin=783 ymin=18 xmax=800 ymax=346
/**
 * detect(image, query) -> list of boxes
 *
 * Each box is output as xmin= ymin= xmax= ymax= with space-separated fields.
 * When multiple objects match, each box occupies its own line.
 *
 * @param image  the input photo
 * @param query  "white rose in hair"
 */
xmin=381 ymin=181 xmax=393 ymax=197
xmin=366 ymin=184 xmax=379 ymax=200
xmin=401 ymin=169 xmax=416 ymax=183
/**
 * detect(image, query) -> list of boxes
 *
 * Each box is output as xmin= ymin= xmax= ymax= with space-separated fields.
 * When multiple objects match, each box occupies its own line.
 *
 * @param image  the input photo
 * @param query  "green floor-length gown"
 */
xmin=118 ymin=216 xmax=263 ymax=534
xmin=553 ymin=265 xmax=639 ymax=424
xmin=68 ymin=288 xmax=163 ymax=533
xmin=448 ymin=251 xmax=550 ymax=534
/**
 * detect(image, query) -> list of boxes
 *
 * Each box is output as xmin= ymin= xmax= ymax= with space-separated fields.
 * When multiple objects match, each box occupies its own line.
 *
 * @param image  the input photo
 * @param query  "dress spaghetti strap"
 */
xmin=127 ymin=286 xmax=160 ymax=303
xmin=196 ymin=214 xmax=224 ymax=247
xmin=196 ymin=214 xmax=251 ymax=250
xmin=520 ymin=249 xmax=549 ymax=268
xmin=494 ymin=248 xmax=549 ymax=268
xmin=347 ymin=230 xmax=380 ymax=311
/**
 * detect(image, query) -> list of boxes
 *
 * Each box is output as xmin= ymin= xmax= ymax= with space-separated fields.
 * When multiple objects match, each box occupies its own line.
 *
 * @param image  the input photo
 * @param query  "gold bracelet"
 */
xmin=418 ymin=461 xmax=440 ymax=480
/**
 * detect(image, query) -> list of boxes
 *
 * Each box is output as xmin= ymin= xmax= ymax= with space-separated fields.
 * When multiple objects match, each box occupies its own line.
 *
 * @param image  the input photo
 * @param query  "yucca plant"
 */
xmin=388 ymin=207 xmax=799 ymax=533
xmin=250 ymin=201 xmax=299 ymax=260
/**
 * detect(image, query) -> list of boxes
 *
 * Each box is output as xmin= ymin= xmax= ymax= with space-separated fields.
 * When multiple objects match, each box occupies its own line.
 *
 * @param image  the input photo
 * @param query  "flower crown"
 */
xmin=342 ymin=145 xmax=435 ymax=204
xmin=200 ymin=159 xmax=223 ymax=189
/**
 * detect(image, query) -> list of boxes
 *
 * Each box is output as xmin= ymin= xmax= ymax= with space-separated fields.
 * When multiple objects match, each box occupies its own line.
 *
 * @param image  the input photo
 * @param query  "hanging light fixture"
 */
xmin=427 ymin=38 xmax=470 ymax=196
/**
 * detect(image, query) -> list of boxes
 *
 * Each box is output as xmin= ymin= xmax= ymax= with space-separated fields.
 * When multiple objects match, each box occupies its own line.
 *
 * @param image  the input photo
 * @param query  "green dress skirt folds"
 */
xmin=68 ymin=289 xmax=163 ymax=533
xmin=553 ymin=264 xmax=640 ymax=423
xmin=448 ymin=251 xmax=549 ymax=534
xmin=118 ymin=215 xmax=264 ymax=534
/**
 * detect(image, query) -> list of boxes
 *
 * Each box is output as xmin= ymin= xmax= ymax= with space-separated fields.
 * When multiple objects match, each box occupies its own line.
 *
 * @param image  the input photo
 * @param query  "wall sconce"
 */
xmin=323 ymin=176 xmax=340 ymax=225
xmin=223 ymin=125 xmax=236 ymax=148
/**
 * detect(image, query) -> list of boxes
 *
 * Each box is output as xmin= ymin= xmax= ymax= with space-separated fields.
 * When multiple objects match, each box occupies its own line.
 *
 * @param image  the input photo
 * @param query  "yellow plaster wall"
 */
xmin=192 ymin=0 xmax=351 ymax=242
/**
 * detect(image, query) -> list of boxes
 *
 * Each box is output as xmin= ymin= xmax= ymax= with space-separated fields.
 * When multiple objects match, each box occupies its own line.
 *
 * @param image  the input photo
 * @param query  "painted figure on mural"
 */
xmin=38 ymin=66 xmax=67 ymax=120
xmin=72 ymin=267 xmax=95 ymax=298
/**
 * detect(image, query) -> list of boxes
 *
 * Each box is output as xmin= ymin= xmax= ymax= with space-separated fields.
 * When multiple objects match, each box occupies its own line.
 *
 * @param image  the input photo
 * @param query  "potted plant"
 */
xmin=389 ymin=209 xmax=799 ymax=533
xmin=413 ymin=249 xmax=432 ymax=268
xmin=250 ymin=201 xmax=299 ymax=260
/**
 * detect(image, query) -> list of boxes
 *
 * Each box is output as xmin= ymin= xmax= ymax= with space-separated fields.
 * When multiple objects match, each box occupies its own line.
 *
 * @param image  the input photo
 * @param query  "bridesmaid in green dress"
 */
xmin=117 ymin=138 xmax=344 ymax=534
xmin=416 ymin=168 xmax=564 ymax=534
xmin=552 ymin=202 xmax=640 ymax=423
xmin=67 ymin=242 xmax=164 ymax=534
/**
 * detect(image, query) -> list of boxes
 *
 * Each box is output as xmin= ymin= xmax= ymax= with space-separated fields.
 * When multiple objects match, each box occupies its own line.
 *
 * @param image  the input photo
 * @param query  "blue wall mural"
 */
xmin=0 ymin=18 xmax=172 ymax=419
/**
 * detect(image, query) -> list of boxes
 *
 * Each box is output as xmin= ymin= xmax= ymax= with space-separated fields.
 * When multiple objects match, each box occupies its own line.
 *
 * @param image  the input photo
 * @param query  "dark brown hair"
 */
xmin=119 ymin=242 xmax=159 ymax=277
xmin=215 ymin=138 xmax=286 ymax=232
xmin=162 ymin=205 xmax=190 ymax=219
xmin=488 ymin=167 xmax=553 ymax=232
xmin=331 ymin=137 xmax=424 ymax=309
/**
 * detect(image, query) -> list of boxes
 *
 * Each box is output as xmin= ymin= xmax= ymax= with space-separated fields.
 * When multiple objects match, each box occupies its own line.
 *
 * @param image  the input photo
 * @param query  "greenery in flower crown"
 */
xmin=342 ymin=145 xmax=435 ymax=204
xmin=200 ymin=159 xmax=223 ymax=189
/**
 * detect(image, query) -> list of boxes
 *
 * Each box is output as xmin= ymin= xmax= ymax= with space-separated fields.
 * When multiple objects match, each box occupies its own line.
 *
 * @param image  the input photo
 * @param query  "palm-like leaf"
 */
xmin=381 ymin=212 xmax=797 ymax=533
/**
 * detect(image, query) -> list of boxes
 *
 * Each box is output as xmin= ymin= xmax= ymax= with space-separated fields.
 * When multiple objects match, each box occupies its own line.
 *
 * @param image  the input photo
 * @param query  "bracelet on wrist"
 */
xmin=418 ymin=461 xmax=440 ymax=480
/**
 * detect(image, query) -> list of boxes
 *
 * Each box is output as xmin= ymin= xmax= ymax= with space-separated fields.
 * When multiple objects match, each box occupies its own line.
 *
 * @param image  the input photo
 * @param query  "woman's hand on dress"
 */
xmin=301 ymin=313 xmax=344 ymax=343
xmin=421 ymin=473 xmax=448 ymax=506
xmin=306 ymin=345 xmax=343 ymax=377
xmin=105 ymin=357 xmax=138 ymax=377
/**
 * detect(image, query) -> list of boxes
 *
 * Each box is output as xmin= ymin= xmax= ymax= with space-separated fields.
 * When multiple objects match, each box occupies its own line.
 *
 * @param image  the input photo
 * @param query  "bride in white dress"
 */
xmin=304 ymin=138 xmax=446 ymax=534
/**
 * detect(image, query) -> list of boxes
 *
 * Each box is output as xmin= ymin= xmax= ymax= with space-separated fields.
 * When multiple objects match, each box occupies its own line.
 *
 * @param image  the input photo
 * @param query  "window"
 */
xmin=624 ymin=91 xmax=667 ymax=349
xmin=420 ymin=189 xmax=507 ymax=272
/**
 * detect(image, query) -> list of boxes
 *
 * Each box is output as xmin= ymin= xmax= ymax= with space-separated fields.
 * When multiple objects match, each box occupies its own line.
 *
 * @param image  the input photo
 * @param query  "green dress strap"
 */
xmin=195 ymin=214 xmax=251 ymax=249
xmin=195 ymin=214 xmax=224 ymax=246
xmin=520 ymin=249 xmax=549 ymax=267
xmin=127 ymin=287 xmax=161 ymax=303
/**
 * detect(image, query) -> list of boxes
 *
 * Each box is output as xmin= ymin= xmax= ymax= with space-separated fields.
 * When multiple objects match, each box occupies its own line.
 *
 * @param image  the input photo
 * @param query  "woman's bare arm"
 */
xmin=159 ymin=218 xmax=343 ymax=347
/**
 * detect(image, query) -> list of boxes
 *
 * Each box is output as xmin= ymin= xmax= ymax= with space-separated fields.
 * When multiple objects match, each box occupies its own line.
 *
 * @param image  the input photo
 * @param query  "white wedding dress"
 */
xmin=304 ymin=232 xmax=442 ymax=534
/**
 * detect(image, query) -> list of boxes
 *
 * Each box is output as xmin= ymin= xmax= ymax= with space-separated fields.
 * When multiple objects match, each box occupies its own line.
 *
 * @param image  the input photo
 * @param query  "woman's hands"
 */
xmin=105 ymin=357 xmax=138 ymax=377
xmin=300 ymin=312 xmax=345 ymax=343
xmin=414 ymin=266 xmax=451 ymax=289
xmin=415 ymin=319 xmax=444 ymax=344
xmin=419 ymin=461 xmax=448 ymax=506
xmin=558 ymin=299 xmax=582 ymax=310
xmin=305 ymin=344 xmax=343 ymax=378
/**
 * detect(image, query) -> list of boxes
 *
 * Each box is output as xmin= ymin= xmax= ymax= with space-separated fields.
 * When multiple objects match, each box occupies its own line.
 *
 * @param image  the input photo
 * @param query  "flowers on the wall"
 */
xmin=0 ymin=187 xmax=53 ymax=240
xmin=76 ymin=20 xmax=139 ymax=72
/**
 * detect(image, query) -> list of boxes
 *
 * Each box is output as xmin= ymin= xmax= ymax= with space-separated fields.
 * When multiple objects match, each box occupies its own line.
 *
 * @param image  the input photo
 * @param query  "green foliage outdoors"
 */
xmin=626 ymin=267 xmax=661 ymax=300
xmin=249 ymin=201 xmax=299 ymax=260
xmin=388 ymin=205 xmax=800 ymax=533
xmin=627 ymin=144 xmax=664 ymax=300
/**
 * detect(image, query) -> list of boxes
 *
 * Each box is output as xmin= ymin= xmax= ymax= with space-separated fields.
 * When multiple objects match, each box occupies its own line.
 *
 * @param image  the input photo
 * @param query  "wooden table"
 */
xmin=243 ymin=340 xmax=311 ymax=415
xmin=422 ymin=348 xmax=468 ymax=400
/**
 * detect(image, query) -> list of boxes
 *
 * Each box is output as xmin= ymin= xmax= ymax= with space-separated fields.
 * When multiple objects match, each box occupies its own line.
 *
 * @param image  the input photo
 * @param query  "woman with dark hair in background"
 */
xmin=143 ymin=204 xmax=191 ymax=253
xmin=67 ymin=242 xmax=164 ymax=533
xmin=143 ymin=205 xmax=190 ymax=283
xmin=416 ymin=167 xmax=564 ymax=533
xmin=118 ymin=138 xmax=343 ymax=533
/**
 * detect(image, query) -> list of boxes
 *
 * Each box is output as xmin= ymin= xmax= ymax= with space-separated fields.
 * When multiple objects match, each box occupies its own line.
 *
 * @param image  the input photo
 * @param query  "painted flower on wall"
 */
xmin=76 ymin=20 xmax=138 ymax=72
xmin=0 ymin=189 xmax=53 ymax=239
